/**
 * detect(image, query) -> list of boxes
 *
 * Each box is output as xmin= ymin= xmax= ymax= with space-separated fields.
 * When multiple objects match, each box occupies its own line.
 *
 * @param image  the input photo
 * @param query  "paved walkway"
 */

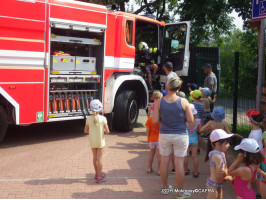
xmin=0 ymin=121 xmax=236 ymax=199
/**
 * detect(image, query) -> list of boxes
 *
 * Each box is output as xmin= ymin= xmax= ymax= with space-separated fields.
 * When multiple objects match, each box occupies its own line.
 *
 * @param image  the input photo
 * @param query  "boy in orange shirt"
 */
xmin=145 ymin=91 xmax=162 ymax=175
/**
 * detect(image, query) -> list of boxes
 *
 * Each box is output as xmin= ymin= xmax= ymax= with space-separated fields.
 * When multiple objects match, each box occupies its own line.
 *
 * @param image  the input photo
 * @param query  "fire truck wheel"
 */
xmin=0 ymin=106 xmax=8 ymax=142
xmin=113 ymin=90 xmax=139 ymax=131
xmin=105 ymin=113 xmax=113 ymax=131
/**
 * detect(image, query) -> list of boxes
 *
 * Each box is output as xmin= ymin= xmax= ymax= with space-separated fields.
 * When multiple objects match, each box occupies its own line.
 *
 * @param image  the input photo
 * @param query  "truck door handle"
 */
xmin=70 ymin=40 xmax=82 ymax=43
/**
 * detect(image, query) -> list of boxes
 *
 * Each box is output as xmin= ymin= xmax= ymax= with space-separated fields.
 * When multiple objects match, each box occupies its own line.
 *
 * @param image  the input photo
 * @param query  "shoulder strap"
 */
xmin=194 ymin=119 xmax=201 ymax=129
xmin=189 ymin=119 xmax=201 ymax=133
xmin=245 ymin=165 xmax=254 ymax=174
xmin=245 ymin=165 xmax=257 ymax=179
xmin=245 ymin=165 xmax=258 ymax=185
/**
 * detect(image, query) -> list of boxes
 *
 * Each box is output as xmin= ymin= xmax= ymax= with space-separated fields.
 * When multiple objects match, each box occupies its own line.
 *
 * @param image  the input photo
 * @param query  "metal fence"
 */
xmin=215 ymin=97 xmax=256 ymax=127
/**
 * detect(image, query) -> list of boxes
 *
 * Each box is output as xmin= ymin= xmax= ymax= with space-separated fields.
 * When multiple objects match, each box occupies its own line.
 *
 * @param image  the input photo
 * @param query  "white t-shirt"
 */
xmin=249 ymin=129 xmax=263 ymax=150
xmin=166 ymin=71 xmax=178 ymax=85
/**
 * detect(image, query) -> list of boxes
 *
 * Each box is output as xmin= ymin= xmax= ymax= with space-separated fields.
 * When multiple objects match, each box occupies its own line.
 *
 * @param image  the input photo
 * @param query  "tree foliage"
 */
xmin=78 ymin=0 xmax=251 ymax=46
xmin=218 ymin=28 xmax=258 ymax=96
xmin=228 ymin=0 xmax=252 ymax=21
xmin=178 ymin=0 xmax=235 ymax=45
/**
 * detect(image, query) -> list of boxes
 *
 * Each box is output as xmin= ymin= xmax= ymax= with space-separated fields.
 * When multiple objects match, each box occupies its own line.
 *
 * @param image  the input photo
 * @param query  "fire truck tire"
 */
xmin=0 ymin=106 xmax=8 ymax=142
xmin=105 ymin=113 xmax=113 ymax=131
xmin=113 ymin=90 xmax=139 ymax=131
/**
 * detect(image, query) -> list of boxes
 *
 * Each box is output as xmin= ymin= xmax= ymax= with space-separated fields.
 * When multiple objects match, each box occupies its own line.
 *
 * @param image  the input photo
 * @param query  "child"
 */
xmin=200 ymin=87 xmax=216 ymax=125
xmin=84 ymin=99 xmax=110 ymax=184
xmin=246 ymin=109 xmax=264 ymax=197
xmin=190 ymin=89 xmax=204 ymax=154
xmin=184 ymin=104 xmax=201 ymax=177
xmin=205 ymin=129 xmax=234 ymax=199
xmin=190 ymin=90 xmax=204 ymax=120
xmin=258 ymin=131 xmax=266 ymax=199
xmin=187 ymin=83 xmax=198 ymax=103
xmin=246 ymin=109 xmax=264 ymax=150
xmin=145 ymin=106 xmax=161 ymax=175
xmin=147 ymin=91 xmax=163 ymax=118
xmin=228 ymin=138 xmax=263 ymax=199
xmin=176 ymin=91 xmax=186 ymax=98
xmin=200 ymin=107 xmax=230 ymax=134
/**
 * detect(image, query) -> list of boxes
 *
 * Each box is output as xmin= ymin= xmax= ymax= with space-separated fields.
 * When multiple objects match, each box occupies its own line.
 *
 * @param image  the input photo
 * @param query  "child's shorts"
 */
xmin=149 ymin=142 xmax=159 ymax=149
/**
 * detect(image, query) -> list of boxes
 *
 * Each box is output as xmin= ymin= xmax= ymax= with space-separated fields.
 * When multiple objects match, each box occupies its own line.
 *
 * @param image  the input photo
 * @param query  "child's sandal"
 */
xmin=96 ymin=176 xmax=106 ymax=184
xmin=184 ymin=169 xmax=190 ymax=175
xmin=147 ymin=167 xmax=153 ymax=174
xmin=193 ymin=171 xmax=199 ymax=178
xmin=94 ymin=173 xmax=105 ymax=179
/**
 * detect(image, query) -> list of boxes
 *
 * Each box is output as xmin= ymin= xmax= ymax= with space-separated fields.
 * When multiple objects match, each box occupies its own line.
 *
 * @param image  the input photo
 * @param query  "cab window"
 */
xmin=165 ymin=24 xmax=187 ymax=54
xmin=126 ymin=20 xmax=133 ymax=46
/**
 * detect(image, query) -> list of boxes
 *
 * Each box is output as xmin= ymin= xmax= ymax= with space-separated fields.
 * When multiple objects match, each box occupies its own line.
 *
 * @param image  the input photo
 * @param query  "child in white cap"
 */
xmin=205 ymin=129 xmax=234 ymax=199
xmin=184 ymin=104 xmax=201 ymax=178
xmin=228 ymin=138 xmax=263 ymax=199
xmin=84 ymin=99 xmax=110 ymax=184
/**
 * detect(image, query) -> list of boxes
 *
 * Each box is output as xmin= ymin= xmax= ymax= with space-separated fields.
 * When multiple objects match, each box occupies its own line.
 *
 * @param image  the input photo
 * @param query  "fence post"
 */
xmin=256 ymin=19 xmax=265 ymax=111
xmin=232 ymin=52 xmax=239 ymax=133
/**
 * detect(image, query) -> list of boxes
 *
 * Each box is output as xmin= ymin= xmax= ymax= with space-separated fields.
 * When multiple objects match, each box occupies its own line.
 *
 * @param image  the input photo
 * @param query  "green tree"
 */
xmin=77 ymin=0 xmax=253 ymax=46
xmin=218 ymin=28 xmax=258 ymax=97
xmin=228 ymin=0 xmax=252 ymax=21
xmin=177 ymin=0 xmax=234 ymax=45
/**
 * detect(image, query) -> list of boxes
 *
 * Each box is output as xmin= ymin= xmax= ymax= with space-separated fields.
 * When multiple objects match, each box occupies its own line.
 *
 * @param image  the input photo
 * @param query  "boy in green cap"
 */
xmin=190 ymin=90 xmax=204 ymax=154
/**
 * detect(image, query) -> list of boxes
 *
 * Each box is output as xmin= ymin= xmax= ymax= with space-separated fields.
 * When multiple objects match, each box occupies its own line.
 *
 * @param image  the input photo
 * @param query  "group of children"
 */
xmin=205 ymin=111 xmax=265 ymax=199
xmin=82 ymin=86 xmax=265 ymax=199
xmin=144 ymin=84 xmax=266 ymax=199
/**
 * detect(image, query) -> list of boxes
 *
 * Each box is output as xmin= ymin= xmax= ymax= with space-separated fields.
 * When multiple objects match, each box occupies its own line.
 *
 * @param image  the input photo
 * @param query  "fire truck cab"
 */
xmin=0 ymin=0 xmax=190 ymax=141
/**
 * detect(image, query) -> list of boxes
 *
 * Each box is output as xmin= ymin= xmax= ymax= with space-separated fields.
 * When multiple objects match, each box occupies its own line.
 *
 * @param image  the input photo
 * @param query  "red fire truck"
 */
xmin=0 ymin=0 xmax=191 ymax=141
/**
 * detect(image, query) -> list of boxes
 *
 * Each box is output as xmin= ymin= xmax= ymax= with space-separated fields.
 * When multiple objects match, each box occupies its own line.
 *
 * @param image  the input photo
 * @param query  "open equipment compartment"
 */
xmin=48 ymin=25 xmax=105 ymax=119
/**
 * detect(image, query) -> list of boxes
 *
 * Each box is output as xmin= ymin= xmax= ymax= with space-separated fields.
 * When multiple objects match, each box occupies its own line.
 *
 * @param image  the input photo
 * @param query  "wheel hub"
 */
xmin=129 ymin=100 xmax=137 ymax=124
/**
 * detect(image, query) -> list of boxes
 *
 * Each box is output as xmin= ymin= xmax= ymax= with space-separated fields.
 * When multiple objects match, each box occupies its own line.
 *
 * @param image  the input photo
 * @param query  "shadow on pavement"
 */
xmin=71 ymin=189 xmax=143 ymax=199
xmin=0 ymin=119 xmax=86 ymax=148
xmin=108 ymin=142 xmax=147 ymax=150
